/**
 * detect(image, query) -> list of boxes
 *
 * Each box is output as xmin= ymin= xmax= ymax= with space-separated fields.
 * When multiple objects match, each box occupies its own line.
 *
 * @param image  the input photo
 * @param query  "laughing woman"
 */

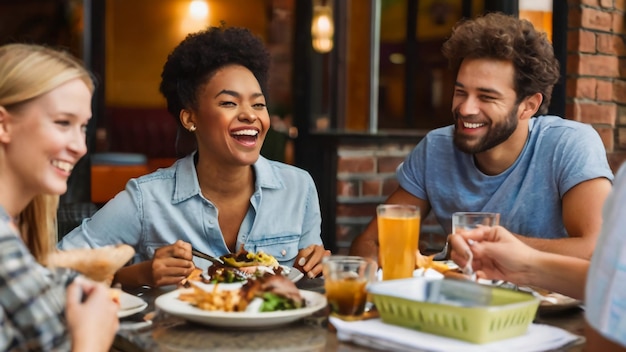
xmin=59 ymin=26 xmax=329 ymax=288
xmin=0 ymin=44 xmax=118 ymax=351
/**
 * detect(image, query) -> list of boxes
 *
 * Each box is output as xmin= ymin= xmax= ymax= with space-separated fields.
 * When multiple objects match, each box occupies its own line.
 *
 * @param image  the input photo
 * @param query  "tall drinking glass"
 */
xmin=377 ymin=204 xmax=420 ymax=280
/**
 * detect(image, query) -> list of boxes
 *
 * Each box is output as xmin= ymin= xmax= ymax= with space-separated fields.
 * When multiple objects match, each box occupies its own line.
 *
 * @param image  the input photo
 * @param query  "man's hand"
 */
xmin=294 ymin=244 xmax=330 ymax=278
xmin=150 ymin=240 xmax=194 ymax=287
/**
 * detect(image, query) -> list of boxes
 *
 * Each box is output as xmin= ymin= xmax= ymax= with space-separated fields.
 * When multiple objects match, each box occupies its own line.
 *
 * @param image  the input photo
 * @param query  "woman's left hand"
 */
xmin=294 ymin=244 xmax=330 ymax=278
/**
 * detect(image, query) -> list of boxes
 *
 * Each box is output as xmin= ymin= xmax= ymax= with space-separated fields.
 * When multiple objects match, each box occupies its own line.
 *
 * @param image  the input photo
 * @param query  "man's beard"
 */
xmin=453 ymin=104 xmax=519 ymax=154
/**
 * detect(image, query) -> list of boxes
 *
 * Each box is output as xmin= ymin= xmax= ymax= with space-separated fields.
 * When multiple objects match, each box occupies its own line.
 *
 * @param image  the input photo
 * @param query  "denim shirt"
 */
xmin=58 ymin=153 xmax=322 ymax=267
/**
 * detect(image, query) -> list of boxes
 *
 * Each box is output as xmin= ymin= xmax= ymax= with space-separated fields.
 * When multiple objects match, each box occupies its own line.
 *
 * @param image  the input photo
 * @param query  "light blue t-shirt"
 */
xmin=585 ymin=163 xmax=626 ymax=346
xmin=58 ymin=153 xmax=322 ymax=267
xmin=397 ymin=116 xmax=614 ymax=238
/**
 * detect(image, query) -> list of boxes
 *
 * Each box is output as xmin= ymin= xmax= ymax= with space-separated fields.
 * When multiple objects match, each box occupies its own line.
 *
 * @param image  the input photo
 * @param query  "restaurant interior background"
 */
xmin=1 ymin=0 xmax=624 ymax=254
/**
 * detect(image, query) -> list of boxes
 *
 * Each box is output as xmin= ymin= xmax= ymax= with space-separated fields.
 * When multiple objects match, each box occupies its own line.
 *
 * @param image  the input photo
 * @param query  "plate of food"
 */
xmin=473 ymin=281 xmax=583 ymax=314
xmin=158 ymin=273 xmax=326 ymax=328
xmin=191 ymin=248 xmax=304 ymax=283
xmin=118 ymin=291 xmax=148 ymax=318
xmin=519 ymin=287 xmax=582 ymax=314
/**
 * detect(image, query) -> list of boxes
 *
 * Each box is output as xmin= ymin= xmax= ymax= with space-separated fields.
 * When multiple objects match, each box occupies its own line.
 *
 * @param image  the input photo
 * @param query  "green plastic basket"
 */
xmin=368 ymin=278 xmax=540 ymax=344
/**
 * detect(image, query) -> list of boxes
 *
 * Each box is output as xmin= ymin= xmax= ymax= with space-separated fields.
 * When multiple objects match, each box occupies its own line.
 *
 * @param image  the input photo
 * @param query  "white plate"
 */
xmin=537 ymin=292 xmax=582 ymax=313
xmin=118 ymin=291 xmax=148 ymax=318
xmin=155 ymin=288 xmax=326 ymax=328
xmin=192 ymin=258 xmax=304 ymax=283
xmin=476 ymin=281 xmax=583 ymax=313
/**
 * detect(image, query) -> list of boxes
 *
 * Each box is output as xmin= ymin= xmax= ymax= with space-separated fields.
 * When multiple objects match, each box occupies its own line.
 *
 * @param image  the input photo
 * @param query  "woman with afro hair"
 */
xmin=59 ymin=26 xmax=329 ymax=287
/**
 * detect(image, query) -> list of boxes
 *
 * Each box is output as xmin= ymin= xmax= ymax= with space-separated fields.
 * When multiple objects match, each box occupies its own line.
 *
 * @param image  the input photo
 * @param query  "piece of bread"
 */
xmin=45 ymin=244 xmax=135 ymax=284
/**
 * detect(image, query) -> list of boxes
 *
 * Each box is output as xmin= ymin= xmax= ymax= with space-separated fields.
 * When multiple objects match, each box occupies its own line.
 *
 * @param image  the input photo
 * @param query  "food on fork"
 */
xmin=220 ymin=248 xmax=279 ymax=269
xmin=178 ymin=272 xmax=304 ymax=312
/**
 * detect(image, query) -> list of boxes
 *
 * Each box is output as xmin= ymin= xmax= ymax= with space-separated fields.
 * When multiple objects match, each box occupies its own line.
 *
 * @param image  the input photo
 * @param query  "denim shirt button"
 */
xmin=281 ymin=249 xmax=287 ymax=257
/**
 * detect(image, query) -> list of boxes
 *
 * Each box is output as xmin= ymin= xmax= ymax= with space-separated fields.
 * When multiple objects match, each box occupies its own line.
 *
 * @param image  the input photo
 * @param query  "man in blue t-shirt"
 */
xmin=350 ymin=12 xmax=613 ymax=261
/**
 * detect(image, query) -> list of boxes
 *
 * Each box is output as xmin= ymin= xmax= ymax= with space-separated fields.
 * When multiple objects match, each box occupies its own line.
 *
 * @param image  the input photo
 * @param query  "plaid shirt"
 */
xmin=0 ymin=207 xmax=77 ymax=351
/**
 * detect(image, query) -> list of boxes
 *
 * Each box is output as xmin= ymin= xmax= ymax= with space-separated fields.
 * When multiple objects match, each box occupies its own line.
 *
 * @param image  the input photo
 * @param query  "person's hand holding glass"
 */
xmin=449 ymin=212 xmax=502 ymax=280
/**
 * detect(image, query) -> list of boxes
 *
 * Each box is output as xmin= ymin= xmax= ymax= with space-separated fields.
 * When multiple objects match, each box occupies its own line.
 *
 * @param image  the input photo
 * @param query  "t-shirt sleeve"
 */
xmin=397 ymin=138 xmax=429 ymax=200
xmin=553 ymin=124 xmax=614 ymax=197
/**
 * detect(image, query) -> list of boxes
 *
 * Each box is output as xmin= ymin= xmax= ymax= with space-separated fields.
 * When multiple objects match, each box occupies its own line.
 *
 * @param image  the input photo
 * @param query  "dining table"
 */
xmin=111 ymin=276 xmax=586 ymax=352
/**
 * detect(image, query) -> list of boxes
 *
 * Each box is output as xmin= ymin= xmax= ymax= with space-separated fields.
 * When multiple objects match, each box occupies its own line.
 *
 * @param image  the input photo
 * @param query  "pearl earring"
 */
xmin=189 ymin=125 xmax=196 ymax=132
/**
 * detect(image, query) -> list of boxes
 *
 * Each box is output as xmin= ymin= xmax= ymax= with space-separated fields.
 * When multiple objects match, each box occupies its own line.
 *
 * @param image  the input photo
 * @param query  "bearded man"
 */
xmin=350 ymin=12 xmax=613 ymax=260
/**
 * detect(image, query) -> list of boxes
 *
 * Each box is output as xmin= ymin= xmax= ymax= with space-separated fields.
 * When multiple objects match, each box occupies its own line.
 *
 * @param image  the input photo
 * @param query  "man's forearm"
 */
xmin=526 ymin=250 xmax=589 ymax=300
xmin=349 ymin=236 xmax=378 ymax=259
xmin=515 ymin=234 xmax=595 ymax=260
xmin=349 ymin=221 xmax=379 ymax=260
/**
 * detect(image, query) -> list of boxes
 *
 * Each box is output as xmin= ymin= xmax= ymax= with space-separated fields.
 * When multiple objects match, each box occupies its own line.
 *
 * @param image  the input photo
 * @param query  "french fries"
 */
xmin=178 ymin=283 xmax=244 ymax=312
xmin=415 ymin=251 xmax=452 ymax=273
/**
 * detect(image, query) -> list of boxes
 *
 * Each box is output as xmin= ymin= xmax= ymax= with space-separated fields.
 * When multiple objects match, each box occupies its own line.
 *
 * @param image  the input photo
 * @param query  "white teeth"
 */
xmin=52 ymin=160 xmax=73 ymax=172
xmin=231 ymin=129 xmax=258 ymax=136
xmin=463 ymin=122 xmax=485 ymax=129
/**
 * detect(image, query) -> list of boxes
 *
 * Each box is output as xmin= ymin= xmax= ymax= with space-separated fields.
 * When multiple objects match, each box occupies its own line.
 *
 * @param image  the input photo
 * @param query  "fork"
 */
xmin=431 ymin=240 xmax=449 ymax=261
xmin=461 ymin=239 xmax=477 ymax=281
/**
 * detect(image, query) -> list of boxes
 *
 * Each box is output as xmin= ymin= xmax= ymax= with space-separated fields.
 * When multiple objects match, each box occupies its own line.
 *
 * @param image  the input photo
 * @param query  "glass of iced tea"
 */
xmin=322 ymin=255 xmax=377 ymax=321
xmin=377 ymin=204 xmax=420 ymax=280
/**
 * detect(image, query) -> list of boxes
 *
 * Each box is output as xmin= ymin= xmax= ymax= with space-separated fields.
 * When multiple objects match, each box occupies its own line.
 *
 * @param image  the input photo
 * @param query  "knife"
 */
xmin=191 ymin=248 xmax=224 ymax=265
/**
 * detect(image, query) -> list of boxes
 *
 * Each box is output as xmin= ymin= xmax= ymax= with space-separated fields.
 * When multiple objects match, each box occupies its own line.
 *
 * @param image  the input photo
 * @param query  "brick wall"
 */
xmin=334 ymin=141 xmax=446 ymax=254
xmin=567 ymin=0 xmax=626 ymax=170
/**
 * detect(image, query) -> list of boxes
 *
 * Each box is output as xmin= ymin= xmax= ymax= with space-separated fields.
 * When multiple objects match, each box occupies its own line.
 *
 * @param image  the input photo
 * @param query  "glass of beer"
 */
xmin=377 ymin=204 xmax=420 ymax=280
xmin=322 ymin=255 xmax=377 ymax=321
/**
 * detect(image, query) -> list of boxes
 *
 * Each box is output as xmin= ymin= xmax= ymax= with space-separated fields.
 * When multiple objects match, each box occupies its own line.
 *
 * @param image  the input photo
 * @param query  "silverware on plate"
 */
xmin=191 ymin=247 xmax=224 ymax=265
xmin=190 ymin=248 xmax=254 ymax=279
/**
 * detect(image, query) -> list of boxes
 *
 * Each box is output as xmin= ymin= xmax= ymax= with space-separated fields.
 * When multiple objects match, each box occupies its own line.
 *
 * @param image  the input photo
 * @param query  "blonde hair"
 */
xmin=0 ymin=43 xmax=94 ymax=262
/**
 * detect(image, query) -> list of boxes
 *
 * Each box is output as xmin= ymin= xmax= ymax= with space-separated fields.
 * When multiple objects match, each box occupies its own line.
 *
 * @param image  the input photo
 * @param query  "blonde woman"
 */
xmin=0 ymin=44 xmax=118 ymax=351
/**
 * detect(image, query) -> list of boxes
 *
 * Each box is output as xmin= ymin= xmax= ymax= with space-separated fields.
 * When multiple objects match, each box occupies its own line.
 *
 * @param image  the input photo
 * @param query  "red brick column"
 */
xmin=566 ymin=0 xmax=626 ymax=171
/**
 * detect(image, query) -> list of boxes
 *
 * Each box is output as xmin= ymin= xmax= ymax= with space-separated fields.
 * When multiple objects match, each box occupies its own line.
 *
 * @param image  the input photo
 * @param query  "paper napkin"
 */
xmin=330 ymin=317 xmax=583 ymax=352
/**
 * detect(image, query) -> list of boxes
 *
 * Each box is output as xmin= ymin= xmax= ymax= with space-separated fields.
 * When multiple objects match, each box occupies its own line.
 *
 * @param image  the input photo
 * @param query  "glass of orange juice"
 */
xmin=322 ymin=256 xmax=377 ymax=320
xmin=377 ymin=204 xmax=420 ymax=280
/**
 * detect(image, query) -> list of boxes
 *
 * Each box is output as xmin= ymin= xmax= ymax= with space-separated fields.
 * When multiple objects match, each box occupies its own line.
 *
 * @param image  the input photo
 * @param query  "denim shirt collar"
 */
xmin=172 ymin=152 xmax=285 ymax=204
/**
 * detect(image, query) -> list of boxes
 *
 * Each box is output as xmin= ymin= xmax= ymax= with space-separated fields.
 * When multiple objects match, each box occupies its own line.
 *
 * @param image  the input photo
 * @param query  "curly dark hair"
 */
xmin=442 ymin=12 xmax=559 ymax=115
xmin=159 ymin=26 xmax=270 ymax=126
